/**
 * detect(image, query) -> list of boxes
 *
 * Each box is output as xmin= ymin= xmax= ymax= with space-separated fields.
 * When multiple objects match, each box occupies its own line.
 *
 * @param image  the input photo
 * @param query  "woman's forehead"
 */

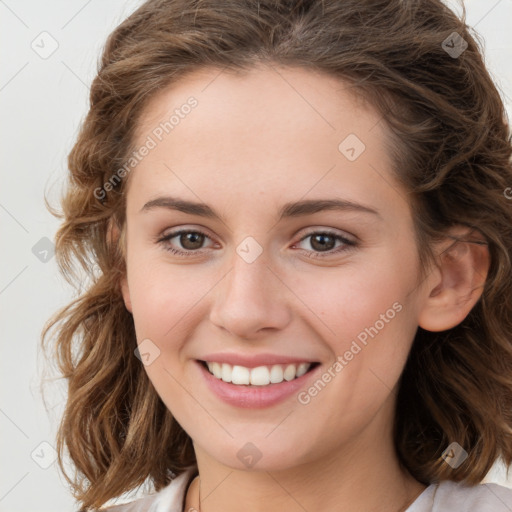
xmin=134 ymin=64 xmax=380 ymax=146
xmin=127 ymin=65 xmax=404 ymax=213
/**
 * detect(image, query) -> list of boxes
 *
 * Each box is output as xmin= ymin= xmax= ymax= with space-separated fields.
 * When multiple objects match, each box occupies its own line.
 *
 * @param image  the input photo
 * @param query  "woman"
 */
xmin=42 ymin=1 xmax=512 ymax=510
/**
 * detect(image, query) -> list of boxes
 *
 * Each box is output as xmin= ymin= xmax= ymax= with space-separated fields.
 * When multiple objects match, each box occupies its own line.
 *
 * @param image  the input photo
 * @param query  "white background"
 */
xmin=1 ymin=1 xmax=512 ymax=510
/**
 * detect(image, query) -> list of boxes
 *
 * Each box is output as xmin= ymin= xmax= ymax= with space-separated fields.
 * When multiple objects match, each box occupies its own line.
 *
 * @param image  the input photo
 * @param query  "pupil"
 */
xmin=311 ymin=234 xmax=334 ymax=251
xmin=181 ymin=232 xmax=204 ymax=250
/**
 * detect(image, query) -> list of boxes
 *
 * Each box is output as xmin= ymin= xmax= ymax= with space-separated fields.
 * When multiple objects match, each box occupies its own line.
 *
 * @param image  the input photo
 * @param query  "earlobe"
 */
xmin=418 ymin=227 xmax=490 ymax=332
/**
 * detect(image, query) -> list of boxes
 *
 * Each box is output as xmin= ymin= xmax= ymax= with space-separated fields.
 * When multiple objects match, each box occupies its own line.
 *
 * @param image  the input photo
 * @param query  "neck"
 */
xmin=184 ymin=439 xmax=427 ymax=512
xmin=184 ymin=392 xmax=427 ymax=512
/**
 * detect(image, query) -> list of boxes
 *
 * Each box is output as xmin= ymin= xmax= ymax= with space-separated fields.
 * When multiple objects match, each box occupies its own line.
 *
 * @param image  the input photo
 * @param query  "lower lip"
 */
xmin=195 ymin=360 xmax=321 ymax=409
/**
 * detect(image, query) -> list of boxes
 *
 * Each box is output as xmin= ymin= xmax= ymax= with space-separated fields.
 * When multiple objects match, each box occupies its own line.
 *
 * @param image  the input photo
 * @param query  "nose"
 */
xmin=209 ymin=249 xmax=292 ymax=339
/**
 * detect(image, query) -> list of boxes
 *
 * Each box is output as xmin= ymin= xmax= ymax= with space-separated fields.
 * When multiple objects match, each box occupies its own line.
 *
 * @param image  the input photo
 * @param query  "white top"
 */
xmin=100 ymin=467 xmax=512 ymax=512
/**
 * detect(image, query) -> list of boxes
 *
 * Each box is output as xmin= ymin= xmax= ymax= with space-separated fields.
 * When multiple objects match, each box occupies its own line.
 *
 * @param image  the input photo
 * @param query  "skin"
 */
xmin=117 ymin=64 xmax=489 ymax=512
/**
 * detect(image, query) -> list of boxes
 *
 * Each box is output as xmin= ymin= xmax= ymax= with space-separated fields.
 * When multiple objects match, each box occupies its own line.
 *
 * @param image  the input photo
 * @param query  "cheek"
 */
xmin=126 ymin=259 xmax=214 ymax=406
xmin=126 ymin=249 xmax=219 ymax=356
xmin=289 ymin=252 xmax=419 ymax=374
xmin=286 ymin=257 xmax=419 ymax=432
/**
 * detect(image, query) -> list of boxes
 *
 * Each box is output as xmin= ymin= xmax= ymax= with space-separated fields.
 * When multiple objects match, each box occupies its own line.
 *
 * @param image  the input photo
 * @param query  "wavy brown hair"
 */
xmin=41 ymin=0 xmax=512 ymax=509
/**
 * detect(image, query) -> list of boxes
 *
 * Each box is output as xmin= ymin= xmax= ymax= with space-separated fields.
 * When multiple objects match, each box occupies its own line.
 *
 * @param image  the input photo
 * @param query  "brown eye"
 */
xmin=179 ymin=231 xmax=205 ymax=250
xmin=309 ymin=233 xmax=336 ymax=252
xmin=158 ymin=229 xmax=215 ymax=256
xmin=294 ymin=230 xmax=357 ymax=259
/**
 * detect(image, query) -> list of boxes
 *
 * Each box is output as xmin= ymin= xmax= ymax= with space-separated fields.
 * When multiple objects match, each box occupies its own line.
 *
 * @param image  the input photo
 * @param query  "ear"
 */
xmin=417 ymin=226 xmax=490 ymax=332
xmin=107 ymin=218 xmax=132 ymax=314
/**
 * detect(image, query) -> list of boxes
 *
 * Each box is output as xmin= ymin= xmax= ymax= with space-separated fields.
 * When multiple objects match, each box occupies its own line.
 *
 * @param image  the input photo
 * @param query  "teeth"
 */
xmin=296 ymin=362 xmax=310 ymax=377
xmin=205 ymin=361 xmax=312 ymax=386
xmin=232 ymin=365 xmax=250 ymax=385
xmin=269 ymin=364 xmax=283 ymax=383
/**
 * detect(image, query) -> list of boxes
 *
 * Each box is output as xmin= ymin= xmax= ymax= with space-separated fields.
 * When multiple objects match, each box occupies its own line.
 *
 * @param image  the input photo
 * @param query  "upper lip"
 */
xmin=198 ymin=352 xmax=319 ymax=368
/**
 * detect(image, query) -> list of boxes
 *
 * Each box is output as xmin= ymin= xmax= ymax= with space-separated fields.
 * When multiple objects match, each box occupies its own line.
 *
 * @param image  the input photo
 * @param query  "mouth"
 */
xmin=197 ymin=359 xmax=321 ymax=387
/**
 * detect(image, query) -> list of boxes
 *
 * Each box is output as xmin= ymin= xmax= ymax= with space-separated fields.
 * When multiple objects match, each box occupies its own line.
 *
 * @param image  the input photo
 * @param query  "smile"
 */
xmin=201 ymin=361 xmax=319 ymax=386
xmin=196 ymin=359 xmax=322 ymax=409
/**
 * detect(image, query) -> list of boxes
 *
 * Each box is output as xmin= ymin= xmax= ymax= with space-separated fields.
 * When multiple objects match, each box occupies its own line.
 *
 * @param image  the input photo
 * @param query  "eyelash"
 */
xmin=156 ymin=228 xmax=357 ymax=259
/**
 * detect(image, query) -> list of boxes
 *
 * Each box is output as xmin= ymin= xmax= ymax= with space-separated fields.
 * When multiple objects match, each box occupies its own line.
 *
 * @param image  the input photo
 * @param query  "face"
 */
xmin=120 ymin=64 xmax=430 ymax=472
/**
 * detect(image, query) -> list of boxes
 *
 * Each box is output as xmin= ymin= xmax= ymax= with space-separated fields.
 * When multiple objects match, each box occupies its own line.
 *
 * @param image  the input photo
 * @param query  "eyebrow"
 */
xmin=140 ymin=196 xmax=382 ymax=221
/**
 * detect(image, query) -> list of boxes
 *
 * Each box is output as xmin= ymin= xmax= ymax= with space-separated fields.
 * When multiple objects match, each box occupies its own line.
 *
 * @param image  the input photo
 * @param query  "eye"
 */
xmin=157 ymin=229 xmax=215 ymax=256
xmin=156 ymin=228 xmax=357 ymax=259
xmin=293 ymin=230 xmax=357 ymax=259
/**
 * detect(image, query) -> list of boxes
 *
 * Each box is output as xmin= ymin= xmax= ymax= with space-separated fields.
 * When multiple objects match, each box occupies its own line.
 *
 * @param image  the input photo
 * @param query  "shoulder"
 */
xmin=99 ymin=494 xmax=158 ymax=512
xmin=410 ymin=479 xmax=512 ymax=512
xmin=99 ymin=467 xmax=197 ymax=512
xmin=437 ymin=480 xmax=512 ymax=511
